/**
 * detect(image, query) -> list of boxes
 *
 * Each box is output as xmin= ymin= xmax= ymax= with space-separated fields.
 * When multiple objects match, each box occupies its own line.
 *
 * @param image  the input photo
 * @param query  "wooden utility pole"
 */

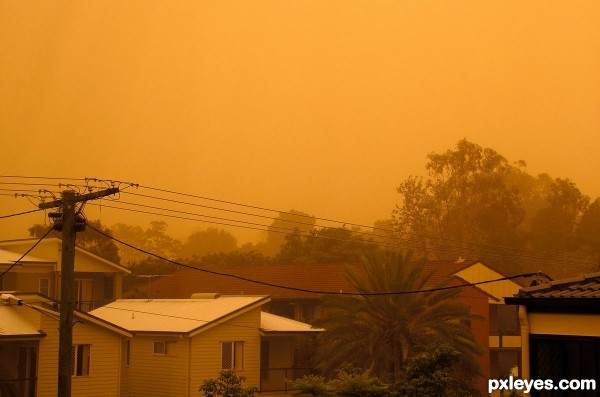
xmin=39 ymin=187 xmax=118 ymax=397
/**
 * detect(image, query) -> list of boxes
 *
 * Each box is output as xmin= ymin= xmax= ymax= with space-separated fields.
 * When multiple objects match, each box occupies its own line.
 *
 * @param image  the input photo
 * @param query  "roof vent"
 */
xmin=190 ymin=293 xmax=221 ymax=300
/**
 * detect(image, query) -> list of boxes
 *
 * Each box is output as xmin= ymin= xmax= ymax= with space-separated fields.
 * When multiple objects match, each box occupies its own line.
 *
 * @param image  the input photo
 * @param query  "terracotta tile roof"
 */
xmin=515 ymin=272 xmax=600 ymax=299
xmin=146 ymin=260 xmax=478 ymax=300
xmin=148 ymin=263 xmax=360 ymax=299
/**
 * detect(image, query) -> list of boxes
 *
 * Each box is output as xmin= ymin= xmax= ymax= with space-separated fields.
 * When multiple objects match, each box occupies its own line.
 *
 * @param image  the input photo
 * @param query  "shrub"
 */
xmin=199 ymin=370 xmax=259 ymax=397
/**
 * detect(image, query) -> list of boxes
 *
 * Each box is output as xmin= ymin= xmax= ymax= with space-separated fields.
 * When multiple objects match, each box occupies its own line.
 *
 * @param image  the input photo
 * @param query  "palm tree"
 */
xmin=315 ymin=250 xmax=482 ymax=383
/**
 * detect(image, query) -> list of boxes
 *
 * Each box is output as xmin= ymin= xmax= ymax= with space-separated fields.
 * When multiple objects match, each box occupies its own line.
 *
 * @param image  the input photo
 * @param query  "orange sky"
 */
xmin=1 ymin=1 xmax=599 ymax=243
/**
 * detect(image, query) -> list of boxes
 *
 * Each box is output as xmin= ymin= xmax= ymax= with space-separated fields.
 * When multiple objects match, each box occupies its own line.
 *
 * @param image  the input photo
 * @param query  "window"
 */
xmin=222 ymin=341 xmax=244 ymax=370
xmin=39 ymin=278 xmax=49 ymax=296
xmin=490 ymin=304 xmax=519 ymax=336
xmin=530 ymin=336 xmax=600 ymax=385
xmin=153 ymin=340 xmax=176 ymax=356
xmin=71 ymin=345 xmax=90 ymax=376
xmin=75 ymin=279 xmax=94 ymax=311
xmin=104 ymin=276 xmax=114 ymax=300
xmin=153 ymin=341 xmax=166 ymax=355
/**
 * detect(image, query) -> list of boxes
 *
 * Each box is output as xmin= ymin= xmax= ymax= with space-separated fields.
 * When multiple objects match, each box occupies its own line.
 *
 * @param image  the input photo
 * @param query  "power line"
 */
xmin=96 ymin=305 xmax=292 ymax=333
xmin=87 ymin=202 xmax=413 ymax=251
xmin=22 ymin=298 xmax=284 ymax=333
xmin=123 ymin=191 xmax=321 ymax=230
xmin=88 ymin=201 xmax=595 ymax=269
xmin=87 ymin=222 xmax=541 ymax=296
xmin=0 ymin=208 xmax=44 ymax=219
xmin=127 ymin=186 xmax=595 ymax=266
xmin=3 ymin=176 xmax=596 ymax=267
xmin=0 ymin=175 xmax=86 ymax=181
xmin=0 ymin=182 xmax=65 ymax=188
xmin=0 ymin=227 xmax=54 ymax=278
xmin=92 ymin=200 xmax=427 ymax=249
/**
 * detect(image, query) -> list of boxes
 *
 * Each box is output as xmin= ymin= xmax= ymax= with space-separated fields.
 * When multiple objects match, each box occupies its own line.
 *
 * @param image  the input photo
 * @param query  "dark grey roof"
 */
xmin=515 ymin=272 xmax=600 ymax=299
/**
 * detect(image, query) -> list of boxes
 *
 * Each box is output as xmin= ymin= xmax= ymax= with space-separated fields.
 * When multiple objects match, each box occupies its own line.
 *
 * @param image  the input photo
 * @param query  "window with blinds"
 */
xmin=71 ymin=345 xmax=91 ymax=376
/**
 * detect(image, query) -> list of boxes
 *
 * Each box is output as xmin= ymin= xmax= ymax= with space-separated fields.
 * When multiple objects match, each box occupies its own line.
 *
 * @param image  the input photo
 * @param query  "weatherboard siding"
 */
xmin=120 ymin=339 xmax=130 ymax=397
xmin=71 ymin=323 xmax=122 ymax=397
xmin=35 ymin=312 xmax=123 ymax=397
xmin=13 ymin=272 xmax=53 ymax=294
xmin=189 ymin=308 xmax=262 ymax=397
xmin=127 ymin=336 xmax=189 ymax=397
xmin=36 ymin=313 xmax=59 ymax=397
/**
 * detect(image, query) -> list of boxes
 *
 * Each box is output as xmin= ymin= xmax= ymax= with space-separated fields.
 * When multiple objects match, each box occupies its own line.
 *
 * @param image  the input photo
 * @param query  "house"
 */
xmin=90 ymin=294 xmax=323 ymax=397
xmin=0 ymin=292 xmax=132 ymax=397
xmin=0 ymin=238 xmax=130 ymax=311
xmin=505 ymin=272 xmax=600 ymax=396
xmin=145 ymin=260 xmax=524 ymax=395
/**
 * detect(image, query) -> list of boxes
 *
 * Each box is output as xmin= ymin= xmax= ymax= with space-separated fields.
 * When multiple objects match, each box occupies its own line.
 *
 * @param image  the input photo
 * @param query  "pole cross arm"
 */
xmin=38 ymin=188 xmax=119 ymax=209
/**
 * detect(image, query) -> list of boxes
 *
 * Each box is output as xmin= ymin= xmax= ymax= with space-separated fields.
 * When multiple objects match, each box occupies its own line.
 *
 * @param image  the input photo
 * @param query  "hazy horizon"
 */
xmin=1 ymin=1 xmax=599 ymax=245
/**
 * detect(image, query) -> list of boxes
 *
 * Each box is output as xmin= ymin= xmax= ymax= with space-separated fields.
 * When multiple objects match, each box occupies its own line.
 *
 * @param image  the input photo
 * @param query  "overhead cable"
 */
xmin=0 ymin=227 xmax=54 ymax=278
xmin=0 ymin=208 xmax=44 ymax=219
xmin=87 ymin=223 xmax=542 ymax=296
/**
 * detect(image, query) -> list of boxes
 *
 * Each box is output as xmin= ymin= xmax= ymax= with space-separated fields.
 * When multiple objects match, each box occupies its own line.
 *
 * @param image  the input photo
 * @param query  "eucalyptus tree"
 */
xmin=393 ymin=139 xmax=525 ymax=258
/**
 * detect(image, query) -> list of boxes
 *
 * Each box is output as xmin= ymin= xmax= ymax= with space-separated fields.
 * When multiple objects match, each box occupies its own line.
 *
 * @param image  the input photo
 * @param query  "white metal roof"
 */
xmin=90 ymin=296 xmax=269 ymax=334
xmin=0 ymin=305 xmax=45 ymax=338
xmin=260 ymin=312 xmax=324 ymax=334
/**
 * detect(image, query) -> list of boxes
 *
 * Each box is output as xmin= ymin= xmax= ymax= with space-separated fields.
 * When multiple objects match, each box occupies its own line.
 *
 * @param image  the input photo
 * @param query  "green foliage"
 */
xmin=260 ymin=209 xmax=316 ymax=256
xmin=196 ymin=250 xmax=273 ymax=267
xmin=578 ymin=198 xmax=600 ymax=256
xmin=199 ymin=370 xmax=259 ymax=397
xmin=395 ymin=345 xmax=478 ymax=397
xmin=112 ymin=221 xmax=181 ymax=265
xmin=180 ymin=228 xmax=238 ymax=259
xmin=122 ymin=257 xmax=179 ymax=297
xmin=122 ymin=250 xmax=274 ymax=297
xmin=315 ymin=250 xmax=481 ymax=383
xmin=29 ymin=219 xmax=121 ymax=264
xmin=292 ymin=375 xmax=334 ymax=397
xmin=292 ymin=367 xmax=390 ymax=397
xmin=276 ymin=227 xmax=372 ymax=264
xmin=530 ymin=178 xmax=589 ymax=252
xmin=392 ymin=139 xmax=599 ymax=277
xmin=393 ymin=139 xmax=524 ymax=256
xmin=329 ymin=367 xmax=390 ymax=397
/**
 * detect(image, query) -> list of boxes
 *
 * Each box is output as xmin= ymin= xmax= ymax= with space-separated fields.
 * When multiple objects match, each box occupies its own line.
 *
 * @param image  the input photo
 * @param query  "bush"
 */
xmin=199 ymin=370 xmax=259 ymax=397
xmin=394 ymin=345 xmax=478 ymax=397
xmin=292 ymin=375 xmax=334 ymax=397
xmin=292 ymin=366 xmax=391 ymax=397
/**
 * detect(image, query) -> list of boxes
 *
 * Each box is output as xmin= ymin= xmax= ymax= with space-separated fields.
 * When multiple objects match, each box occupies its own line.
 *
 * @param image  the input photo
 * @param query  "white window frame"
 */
xmin=153 ymin=341 xmax=166 ymax=355
xmin=71 ymin=344 xmax=91 ymax=377
xmin=221 ymin=341 xmax=244 ymax=370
